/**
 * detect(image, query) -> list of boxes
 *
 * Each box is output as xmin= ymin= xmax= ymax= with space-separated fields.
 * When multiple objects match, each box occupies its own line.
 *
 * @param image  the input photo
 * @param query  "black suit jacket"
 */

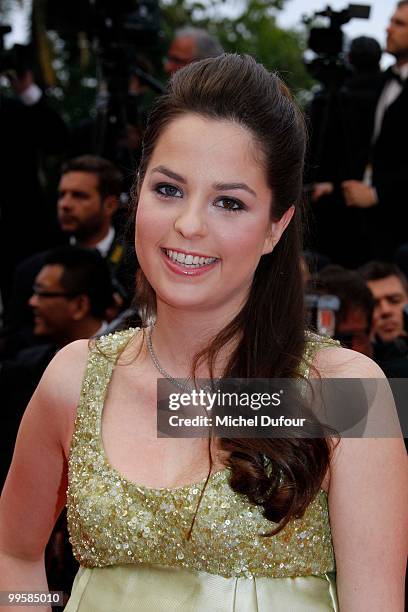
xmin=371 ymin=72 xmax=408 ymax=255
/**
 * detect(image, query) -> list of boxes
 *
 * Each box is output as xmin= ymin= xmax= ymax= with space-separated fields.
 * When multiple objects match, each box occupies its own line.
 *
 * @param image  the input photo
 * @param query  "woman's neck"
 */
xmin=151 ymin=301 xmax=240 ymax=378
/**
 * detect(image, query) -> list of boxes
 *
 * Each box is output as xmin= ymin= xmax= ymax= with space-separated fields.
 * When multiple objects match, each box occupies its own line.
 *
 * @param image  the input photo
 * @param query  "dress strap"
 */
xmin=73 ymin=328 xmax=139 ymax=437
xmin=302 ymin=332 xmax=340 ymax=379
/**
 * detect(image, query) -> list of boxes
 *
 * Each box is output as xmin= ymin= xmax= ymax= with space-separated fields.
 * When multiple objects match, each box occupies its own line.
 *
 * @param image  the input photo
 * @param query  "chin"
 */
xmin=33 ymin=319 xmax=49 ymax=335
xmin=380 ymin=333 xmax=398 ymax=343
xmin=156 ymin=282 xmax=249 ymax=317
xmin=157 ymin=288 xmax=217 ymax=311
xmin=34 ymin=329 xmax=48 ymax=338
xmin=60 ymin=220 xmax=78 ymax=232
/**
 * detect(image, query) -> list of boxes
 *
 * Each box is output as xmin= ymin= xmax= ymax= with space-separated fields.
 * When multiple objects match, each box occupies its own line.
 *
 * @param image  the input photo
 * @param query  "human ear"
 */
xmin=71 ymin=294 xmax=91 ymax=321
xmin=262 ymin=205 xmax=295 ymax=255
xmin=103 ymin=195 xmax=119 ymax=217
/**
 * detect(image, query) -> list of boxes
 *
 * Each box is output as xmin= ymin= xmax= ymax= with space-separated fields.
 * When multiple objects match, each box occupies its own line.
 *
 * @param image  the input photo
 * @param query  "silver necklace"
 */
xmin=146 ymin=327 xmax=220 ymax=393
xmin=146 ymin=327 xmax=193 ymax=392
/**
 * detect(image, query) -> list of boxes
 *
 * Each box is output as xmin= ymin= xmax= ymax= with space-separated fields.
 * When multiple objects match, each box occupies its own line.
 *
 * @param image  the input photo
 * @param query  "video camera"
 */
xmin=46 ymin=0 xmax=162 ymax=74
xmin=303 ymin=4 xmax=371 ymax=86
xmin=45 ymin=0 xmax=165 ymax=159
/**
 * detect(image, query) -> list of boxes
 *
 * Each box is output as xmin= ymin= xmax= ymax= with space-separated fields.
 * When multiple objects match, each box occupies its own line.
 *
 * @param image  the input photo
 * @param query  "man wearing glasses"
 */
xmin=29 ymin=247 xmax=113 ymax=347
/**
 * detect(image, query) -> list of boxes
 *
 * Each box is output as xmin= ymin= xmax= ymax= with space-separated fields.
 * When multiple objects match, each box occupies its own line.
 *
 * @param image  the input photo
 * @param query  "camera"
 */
xmin=45 ymin=1 xmax=165 ymax=160
xmin=45 ymin=0 xmax=163 ymax=85
xmin=303 ymin=4 xmax=371 ymax=86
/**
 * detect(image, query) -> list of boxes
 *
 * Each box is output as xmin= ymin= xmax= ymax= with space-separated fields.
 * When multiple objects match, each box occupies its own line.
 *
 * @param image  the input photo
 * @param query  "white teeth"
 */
xmin=165 ymin=249 xmax=217 ymax=267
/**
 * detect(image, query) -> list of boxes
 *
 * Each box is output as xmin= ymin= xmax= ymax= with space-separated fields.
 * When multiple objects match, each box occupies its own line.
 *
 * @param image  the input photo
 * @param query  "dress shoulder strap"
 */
xmin=75 ymin=327 xmax=139 ymax=424
xmin=301 ymin=331 xmax=340 ymax=378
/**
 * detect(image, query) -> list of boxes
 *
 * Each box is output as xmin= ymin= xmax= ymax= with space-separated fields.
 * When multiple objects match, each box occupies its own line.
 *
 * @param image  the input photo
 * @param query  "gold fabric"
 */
xmin=65 ymin=329 xmax=339 ymax=610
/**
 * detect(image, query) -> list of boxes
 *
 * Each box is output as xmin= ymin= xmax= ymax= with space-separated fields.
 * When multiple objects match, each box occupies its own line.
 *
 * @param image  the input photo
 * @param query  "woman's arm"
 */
xmin=316 ymin=347 xmax=408 ymax=611
xmin=0 ymin=340 xmax=89 ymax=612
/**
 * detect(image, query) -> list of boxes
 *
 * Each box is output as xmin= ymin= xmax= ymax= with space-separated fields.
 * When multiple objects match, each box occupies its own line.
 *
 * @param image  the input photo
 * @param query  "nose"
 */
xmin=173 ymin=200 xmax=208 ymax=239
xmin=163 ymin=59 xmax=174 ymax=76
xmin=58 ymin=193 xmax=72 ymax=211
xmin=387 ymin=18 xmax=395 ymax=34
xmin=378 ymin=298 xmax=392 ymax=317
xmin=29 ymin=293 xmax=39 ymax=308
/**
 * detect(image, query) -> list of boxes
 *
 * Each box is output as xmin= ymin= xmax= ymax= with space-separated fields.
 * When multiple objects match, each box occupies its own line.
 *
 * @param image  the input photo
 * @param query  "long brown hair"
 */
xmin=130 ymin=54 xmax=330 ymax=533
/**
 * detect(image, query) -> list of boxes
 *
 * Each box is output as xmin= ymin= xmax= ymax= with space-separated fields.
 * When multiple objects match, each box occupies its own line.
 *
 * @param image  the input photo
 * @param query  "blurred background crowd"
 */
xmin=0 ymin=0 xmax=407 ymax=605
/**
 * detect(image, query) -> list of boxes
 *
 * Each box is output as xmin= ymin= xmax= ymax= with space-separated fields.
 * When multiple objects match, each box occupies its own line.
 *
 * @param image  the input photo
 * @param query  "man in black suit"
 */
xmin=342 ymin=1 xmax=408 ymax=260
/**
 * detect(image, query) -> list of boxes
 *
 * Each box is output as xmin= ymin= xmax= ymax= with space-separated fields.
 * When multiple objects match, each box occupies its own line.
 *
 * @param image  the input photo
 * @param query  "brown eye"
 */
xmin=214 ymin=198 xmax=244 ymax=212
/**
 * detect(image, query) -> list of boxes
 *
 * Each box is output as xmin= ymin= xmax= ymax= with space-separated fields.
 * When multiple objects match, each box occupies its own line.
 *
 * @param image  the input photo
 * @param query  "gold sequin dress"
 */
xmin=65 ymin=329 xmax=339 ymax=611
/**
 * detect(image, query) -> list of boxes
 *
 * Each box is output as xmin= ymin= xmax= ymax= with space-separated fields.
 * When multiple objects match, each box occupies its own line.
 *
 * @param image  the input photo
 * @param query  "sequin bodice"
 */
xmin=67 ymin=329 xmax=336 ymax=579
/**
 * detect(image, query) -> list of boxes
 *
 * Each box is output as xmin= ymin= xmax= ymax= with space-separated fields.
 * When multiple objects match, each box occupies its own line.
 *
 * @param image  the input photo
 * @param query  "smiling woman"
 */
xmin=0 ymin=54 xmax=407 ymax=612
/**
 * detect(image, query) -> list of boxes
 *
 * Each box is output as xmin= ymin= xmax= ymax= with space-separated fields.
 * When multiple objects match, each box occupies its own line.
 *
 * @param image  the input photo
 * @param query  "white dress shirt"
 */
xmin=70 ymin=226 xmax=115 ymax=258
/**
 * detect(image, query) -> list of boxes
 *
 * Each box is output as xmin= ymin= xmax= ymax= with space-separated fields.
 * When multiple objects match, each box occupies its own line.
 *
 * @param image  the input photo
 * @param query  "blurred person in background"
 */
xmin=341 ymin=1 xmax=408 ymax=259
xmin=359 ymin=261 xmax=408 ymax=343
xmin=308 ymin=35 xmax=383 ymax=267
xmin=359 ymin=261 xmax=408 ymax=377
xmin=28 ymin=247 xmax=113 ymax=346
xmin=164 ymin=27 xmax=223 ymax=76
xmin=312 ymin=265 xmax=374 ymax=357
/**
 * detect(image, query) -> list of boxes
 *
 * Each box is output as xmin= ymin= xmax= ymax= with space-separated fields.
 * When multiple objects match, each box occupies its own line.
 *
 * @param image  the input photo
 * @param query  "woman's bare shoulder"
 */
xmin=39 ymin=330 xmax=143 ymax=451
xmin=39 ymin=339 xmax=90 ymax=403
xmin=311 ymin=345 xmax=386 ymax=379
xmin=29 ymin=339 xmax=91 ymax=457
xmin=314 ymin=346 xmax=406 ymax=507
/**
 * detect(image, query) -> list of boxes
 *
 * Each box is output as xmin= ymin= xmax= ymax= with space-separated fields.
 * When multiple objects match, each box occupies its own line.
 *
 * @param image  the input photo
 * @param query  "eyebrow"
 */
xmin=58 ymin=189 xmax=90 ymax=198
xmin=392 ymin=17 xmax=408 ymax=26
xmin=213 ymin=181 xmax=257 ymax=197
xmin=151 ymin=166 xmax=257 ymax=197
xmin=151 ymin=166 xmax=186 ymax=183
